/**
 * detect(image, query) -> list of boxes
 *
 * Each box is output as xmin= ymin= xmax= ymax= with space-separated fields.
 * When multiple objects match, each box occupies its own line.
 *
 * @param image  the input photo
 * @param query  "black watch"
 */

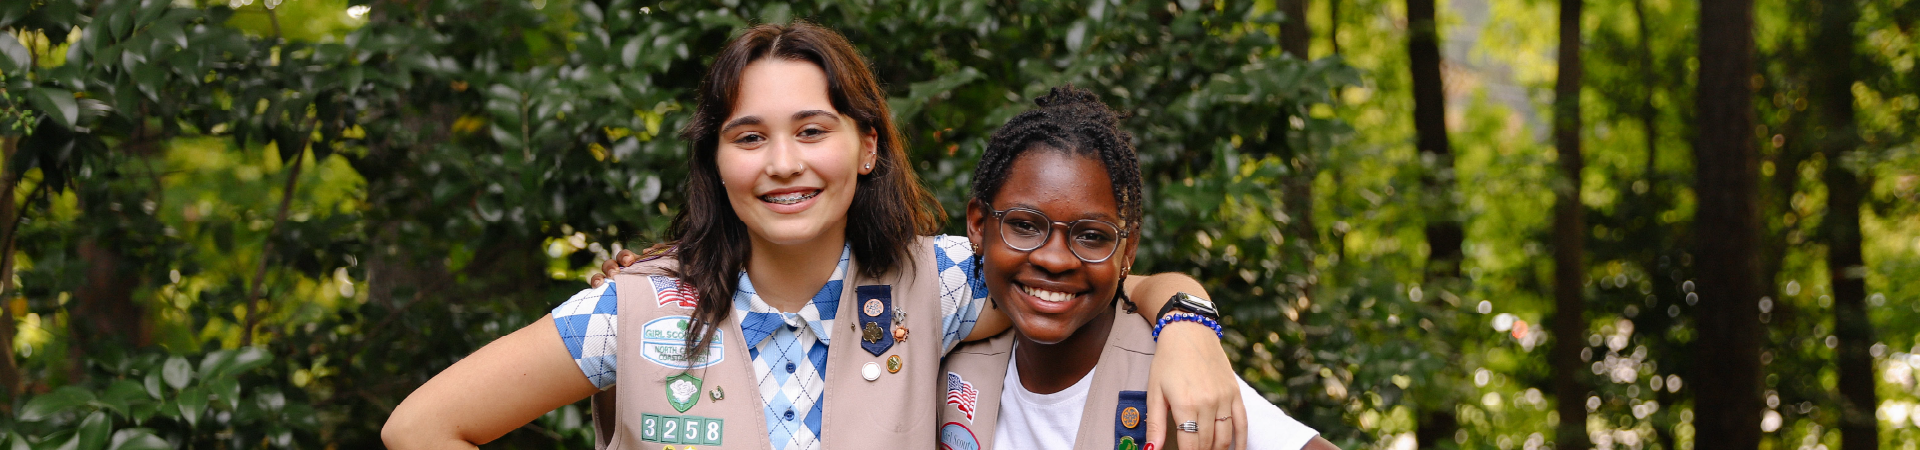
xmin=1155 ymin=292 xmax=1220 ymax=322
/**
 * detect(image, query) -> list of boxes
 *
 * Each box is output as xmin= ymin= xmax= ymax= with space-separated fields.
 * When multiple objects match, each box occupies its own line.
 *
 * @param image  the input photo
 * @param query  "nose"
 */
xmin=1027 ymin=224 xmax=1081 ymax=274
xmin=764 ymin=136 xmax=806 ymax=178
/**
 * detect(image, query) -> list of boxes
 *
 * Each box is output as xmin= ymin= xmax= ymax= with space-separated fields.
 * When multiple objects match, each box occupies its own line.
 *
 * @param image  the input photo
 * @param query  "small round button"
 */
xmin=861 ymin=362 xmax=881 ymax=381
xmin=785 ymin=362 xmax=797 ymax=373
xmin=784 ymin=409 xmax=795 ymax=420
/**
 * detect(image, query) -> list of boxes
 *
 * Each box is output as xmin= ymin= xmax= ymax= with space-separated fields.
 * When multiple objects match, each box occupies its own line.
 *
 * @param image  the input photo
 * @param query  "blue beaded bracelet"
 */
xmin=1152 ymin=312 xmax=1224 ymax=341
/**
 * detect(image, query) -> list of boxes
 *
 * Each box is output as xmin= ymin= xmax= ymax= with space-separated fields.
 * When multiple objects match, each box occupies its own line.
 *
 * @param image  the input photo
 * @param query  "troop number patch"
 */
xmin=640 ymin=413 xmax=723 ymax=446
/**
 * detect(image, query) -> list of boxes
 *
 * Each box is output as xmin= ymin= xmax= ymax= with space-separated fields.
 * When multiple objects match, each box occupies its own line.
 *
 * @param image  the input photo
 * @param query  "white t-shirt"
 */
xmin=993 ymin=348 xmax=1319 ymax=450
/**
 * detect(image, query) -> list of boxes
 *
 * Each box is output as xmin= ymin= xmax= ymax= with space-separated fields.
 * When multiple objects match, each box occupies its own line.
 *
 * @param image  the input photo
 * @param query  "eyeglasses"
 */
xmin=982 ymin=201 xmax=1130 ymax=263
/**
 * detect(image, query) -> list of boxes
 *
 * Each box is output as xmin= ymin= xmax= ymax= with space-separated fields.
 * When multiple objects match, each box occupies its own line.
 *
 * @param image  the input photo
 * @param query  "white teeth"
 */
xmin=761 ymin=190 xmax=819 ymax=205
xmin=1020 ymin=285 xmax=1075 ymax=303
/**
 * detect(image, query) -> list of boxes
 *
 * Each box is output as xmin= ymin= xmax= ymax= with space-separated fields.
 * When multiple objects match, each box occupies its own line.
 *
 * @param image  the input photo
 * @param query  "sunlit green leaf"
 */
xmin=106 ymin=429 xmax=170 ymax=450
xmin=76 ymin=412 xmax=110 ymax=450
xmin=0 ymin=32 xmax=28 ymax=74
xmin=160 ymin=357 xmax=191 ymax=390
xmin=28 ymin=88 xmax=79 ymax=130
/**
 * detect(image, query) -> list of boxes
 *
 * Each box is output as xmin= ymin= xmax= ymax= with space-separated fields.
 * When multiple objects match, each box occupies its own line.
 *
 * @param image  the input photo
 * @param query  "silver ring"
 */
xmin=1178 ymin=420 xmax=1200 ymax=433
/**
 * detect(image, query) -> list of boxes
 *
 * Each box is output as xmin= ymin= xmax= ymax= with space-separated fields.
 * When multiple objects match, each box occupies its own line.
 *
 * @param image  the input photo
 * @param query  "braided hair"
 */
xmin=970 ymin=85 xmax=1146 ymax=309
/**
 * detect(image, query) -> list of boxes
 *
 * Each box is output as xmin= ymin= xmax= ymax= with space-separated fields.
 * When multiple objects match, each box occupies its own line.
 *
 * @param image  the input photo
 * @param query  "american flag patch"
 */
xmin=649 ymin=275 xmax=698 ymax=309
xmin=946 ymin=372 xmax=979 ymax=422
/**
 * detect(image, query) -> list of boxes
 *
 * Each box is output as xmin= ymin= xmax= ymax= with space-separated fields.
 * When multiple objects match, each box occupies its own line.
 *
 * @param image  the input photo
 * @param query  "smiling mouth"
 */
xmin=760 ymin=190 xmax=820 ymax=205
xmin=1019 ymin=284 xmax=1078 ymax=303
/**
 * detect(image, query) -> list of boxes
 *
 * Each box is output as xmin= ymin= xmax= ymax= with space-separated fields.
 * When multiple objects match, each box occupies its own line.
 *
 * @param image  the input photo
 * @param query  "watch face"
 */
xmin=1179 ymin=294 xmax=1218 ymax=315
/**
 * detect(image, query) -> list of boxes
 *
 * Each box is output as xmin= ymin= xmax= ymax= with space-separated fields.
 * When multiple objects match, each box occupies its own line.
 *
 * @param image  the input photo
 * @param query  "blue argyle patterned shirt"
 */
xmin=552 ymin=236 xmax=989 ymax=450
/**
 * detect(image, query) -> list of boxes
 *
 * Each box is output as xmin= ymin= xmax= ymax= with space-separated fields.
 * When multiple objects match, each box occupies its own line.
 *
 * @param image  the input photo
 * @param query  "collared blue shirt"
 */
xmin=728 ymin=245 xmax=849 ymax=450
xmin=553 ymin=236 xmax=989 ymax=450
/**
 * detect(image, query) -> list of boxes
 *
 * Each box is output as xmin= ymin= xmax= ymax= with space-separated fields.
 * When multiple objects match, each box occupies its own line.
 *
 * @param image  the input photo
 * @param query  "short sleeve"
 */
xmin=1239 ymin=376 xmax=1320 ymax=450
xmin=552 ymin=282 xmax=619 ymax=390
xmin=932 ymin=235 xmax=990 ymax=353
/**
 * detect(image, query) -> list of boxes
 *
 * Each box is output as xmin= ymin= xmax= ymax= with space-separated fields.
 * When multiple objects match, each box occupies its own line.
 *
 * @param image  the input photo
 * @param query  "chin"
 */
xmin=1012 ymin=318 xmax=1074 ymax=345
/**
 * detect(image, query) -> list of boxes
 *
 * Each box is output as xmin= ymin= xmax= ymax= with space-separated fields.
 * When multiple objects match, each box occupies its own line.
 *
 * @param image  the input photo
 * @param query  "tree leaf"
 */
xmin=142 ymin=373 xmax=163 ymax=400
xmin=207 ymin=377 xmax=240 ymax=410
xmin=225 ymin=347 xmax=273 ymax=374
xmin=28 ymin=88 xmax=79 ymax=130
xmin=160 ymin=357 xmax=191 ymax=390
xmin=18 ymin=386 xmax=96 ymax=421
xmin=106 ymin=429 xmax=170 ymax=450
xmin=76 ymin=412 xmax=110 ymax=450
xmin=99 ymin=380 xmax=148 ymax=417
xmin=0 ymin=31 xmax=28 ymax=74
xmin=175 ymin=387 xmax=206 ymax=427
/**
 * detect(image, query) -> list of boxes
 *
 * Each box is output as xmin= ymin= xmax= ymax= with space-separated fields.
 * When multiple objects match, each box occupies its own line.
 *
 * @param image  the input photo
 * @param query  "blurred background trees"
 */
xmin=2 ymin=0 xmax=1917 ymax=448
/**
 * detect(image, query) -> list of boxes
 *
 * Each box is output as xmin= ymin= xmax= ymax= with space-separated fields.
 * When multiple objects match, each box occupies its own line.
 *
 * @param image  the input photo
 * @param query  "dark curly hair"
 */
xmin=969 ymin=85 xmax=1145 ymax=308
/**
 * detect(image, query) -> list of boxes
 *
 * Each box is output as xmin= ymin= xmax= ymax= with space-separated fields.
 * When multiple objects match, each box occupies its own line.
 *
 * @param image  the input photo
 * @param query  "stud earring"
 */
xmin=865 ymin=163 xmax=873 ymax=170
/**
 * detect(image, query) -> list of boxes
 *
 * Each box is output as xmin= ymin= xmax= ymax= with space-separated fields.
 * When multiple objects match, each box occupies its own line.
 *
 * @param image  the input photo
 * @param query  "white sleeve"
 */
xmin=1239 ymin=376 xmax=1321 ymax=450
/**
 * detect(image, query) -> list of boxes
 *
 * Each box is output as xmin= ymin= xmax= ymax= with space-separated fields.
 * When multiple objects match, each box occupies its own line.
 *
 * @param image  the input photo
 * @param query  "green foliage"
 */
xmin=4 ymin=348 xmax=313 ymax=449
xmin=3 ymin=0 xmax=1917 ymax=448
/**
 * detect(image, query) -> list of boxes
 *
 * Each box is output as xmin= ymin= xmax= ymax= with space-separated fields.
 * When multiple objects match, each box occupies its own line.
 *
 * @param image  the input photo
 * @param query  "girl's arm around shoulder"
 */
xmin=382 ymin=315 xmax=602 ymax=449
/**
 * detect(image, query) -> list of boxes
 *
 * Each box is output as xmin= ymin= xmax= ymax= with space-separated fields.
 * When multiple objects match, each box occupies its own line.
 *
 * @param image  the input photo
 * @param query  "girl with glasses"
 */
xmin=386 ymin=22 xmax=1248 ymax=450
xmin=940 ymin=85 xmax=1338 ymax=450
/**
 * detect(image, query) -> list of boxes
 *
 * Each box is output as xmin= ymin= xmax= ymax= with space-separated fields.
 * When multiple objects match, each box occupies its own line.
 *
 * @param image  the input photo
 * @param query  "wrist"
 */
xmin=1153 ymin=312 xmax=1224 ymax=341
xmin=1154 ymin=292 xmax=1220 ymax=322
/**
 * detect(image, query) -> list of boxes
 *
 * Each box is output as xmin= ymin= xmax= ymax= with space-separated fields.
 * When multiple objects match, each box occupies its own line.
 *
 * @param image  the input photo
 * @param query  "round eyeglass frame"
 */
xmin=981 ymin=200 xmax=1131 ymax=263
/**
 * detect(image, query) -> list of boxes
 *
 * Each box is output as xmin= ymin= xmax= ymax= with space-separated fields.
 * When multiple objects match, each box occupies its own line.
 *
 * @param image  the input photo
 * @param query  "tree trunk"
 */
xmin=1630 ymin=0 xmax=1657 ymax=182
xmin=1330 ymin=0 xmax=1341 ymax=55
xmin=1550 ymin=0 xmax=1590 ymax=448
xmin=1281 ymin=0 xmax=1309 ymax=58
xmin=1692 ymin=0 xmax=1764 ymax=446
xmin=1277 ymin=0 xmax=1318 ymax=315
xmin=1407 ymin=0 xmax=1462 ymax=444
xmin=71 ymin=240 xmax=148 ymax=376
xmin=1409 ymin=0 xmax=1463 ymax=281
xmin=1812 ymin=0 xmax=1875 ymax=446
xmin=0 ymin=135 xmax=20 ymax=407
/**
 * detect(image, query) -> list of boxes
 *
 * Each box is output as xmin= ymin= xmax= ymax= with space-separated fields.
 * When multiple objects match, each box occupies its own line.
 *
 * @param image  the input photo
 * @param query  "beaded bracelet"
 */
xmin=1152 ymin=312 xmax=1225 ymax=341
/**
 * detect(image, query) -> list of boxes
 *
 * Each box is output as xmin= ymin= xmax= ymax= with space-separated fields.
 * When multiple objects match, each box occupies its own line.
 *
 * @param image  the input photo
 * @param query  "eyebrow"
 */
xmin=1007 ymin=202 xmax=1120 ymax=222
xmin=719 ymin=110 xmax=840 ymax=135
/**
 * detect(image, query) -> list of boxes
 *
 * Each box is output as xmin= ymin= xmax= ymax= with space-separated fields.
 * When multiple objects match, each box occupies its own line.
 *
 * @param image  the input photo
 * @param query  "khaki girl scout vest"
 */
xmin=589 ymin=237 xmax=944 ymax=450
xmin=937 ymin=301 xmax=1171 ymax=450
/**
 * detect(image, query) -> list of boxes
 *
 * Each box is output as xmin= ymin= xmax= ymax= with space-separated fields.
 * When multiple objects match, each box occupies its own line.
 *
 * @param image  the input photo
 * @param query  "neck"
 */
xmin=1013 ymin=304 xmax=1116 ymax=394
xmin=744 ymin=232 xmax=847 ymax=313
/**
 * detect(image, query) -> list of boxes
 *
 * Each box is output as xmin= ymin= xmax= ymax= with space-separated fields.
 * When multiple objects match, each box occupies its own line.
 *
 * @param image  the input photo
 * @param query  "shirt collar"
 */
xmin=734 ymin=245 xmax=851 ymax=348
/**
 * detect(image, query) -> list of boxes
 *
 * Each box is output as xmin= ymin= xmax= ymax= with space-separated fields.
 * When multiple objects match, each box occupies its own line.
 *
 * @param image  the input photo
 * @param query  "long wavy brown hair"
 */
xmin=666 ymin=21 xmax=943 ymax=357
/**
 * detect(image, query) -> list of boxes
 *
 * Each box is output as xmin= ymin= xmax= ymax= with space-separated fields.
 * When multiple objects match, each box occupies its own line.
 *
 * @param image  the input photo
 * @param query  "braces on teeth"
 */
xmin=763 ymin=191 xmax=819 ymax=205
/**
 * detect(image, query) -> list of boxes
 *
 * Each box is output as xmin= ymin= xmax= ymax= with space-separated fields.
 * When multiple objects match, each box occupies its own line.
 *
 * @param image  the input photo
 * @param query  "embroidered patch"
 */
xmin=665 ymin=373 xmax=702 ymax=413
xmin=649 ymin=276 xmax=699 ymax=309
xmin=641 ymin=413 xmax=723 ymax=446
xmin=940 ymin=422 xmax=981 ymax=450
xmin=640 ymin=316 xmax=724 ymax=369
xmin=946 ymin=372 xmax=979 ymax=422
xmin=856 ymin=285 xmax=894 ymax=356
xmin=1115 ymin=390 xmax=1148 ymax=447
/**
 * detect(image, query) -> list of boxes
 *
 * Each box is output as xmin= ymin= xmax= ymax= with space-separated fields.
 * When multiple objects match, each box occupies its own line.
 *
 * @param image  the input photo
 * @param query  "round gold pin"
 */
xmin=886 ymin=355 xmax=903 ymax=373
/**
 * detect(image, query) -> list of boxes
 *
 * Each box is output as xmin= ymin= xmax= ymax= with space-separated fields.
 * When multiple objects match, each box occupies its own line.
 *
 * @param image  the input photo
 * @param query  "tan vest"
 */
xmin=591 ymin=237 xmax=944 ymax=450
xmin=937 ymin=302 xmax=1172 ymax=450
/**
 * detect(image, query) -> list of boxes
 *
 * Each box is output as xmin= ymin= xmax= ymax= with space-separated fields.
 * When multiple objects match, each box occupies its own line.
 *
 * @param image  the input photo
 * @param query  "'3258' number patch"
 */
xmin=641 ymin=413 xmax=723 ymax=446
